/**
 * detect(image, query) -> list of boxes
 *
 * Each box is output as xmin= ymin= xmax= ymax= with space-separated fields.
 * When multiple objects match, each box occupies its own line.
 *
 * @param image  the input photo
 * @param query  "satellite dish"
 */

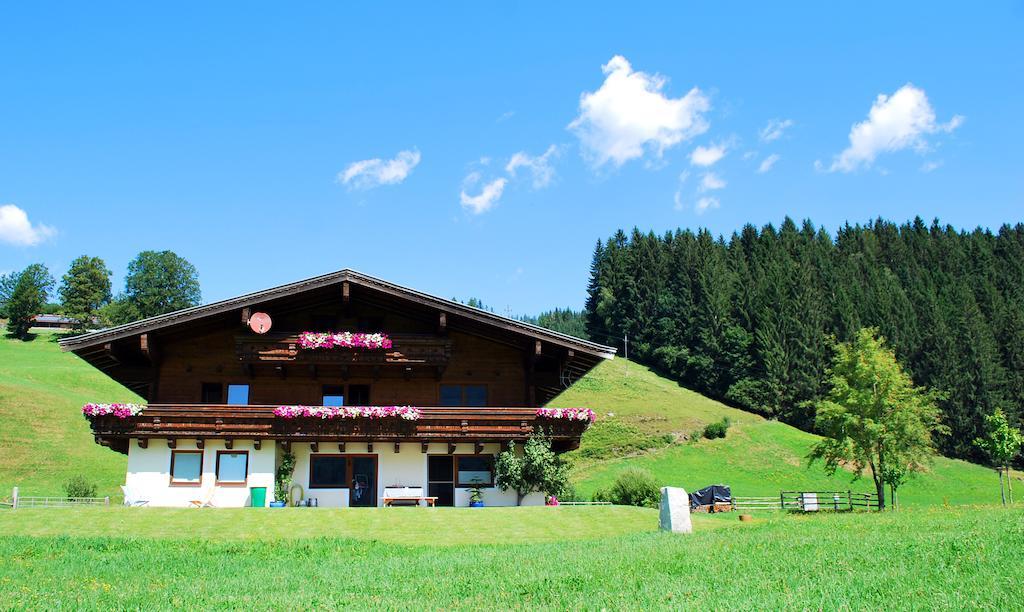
xmin=249 ymin=312 xmax=272 ymax=334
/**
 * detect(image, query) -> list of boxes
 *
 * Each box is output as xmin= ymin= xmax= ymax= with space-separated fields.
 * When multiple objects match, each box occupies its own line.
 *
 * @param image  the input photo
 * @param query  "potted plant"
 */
xmin=272 ymin=449 xmax=295 ymax=507
xmin=468 ymin=480 xmax=485 ymax=508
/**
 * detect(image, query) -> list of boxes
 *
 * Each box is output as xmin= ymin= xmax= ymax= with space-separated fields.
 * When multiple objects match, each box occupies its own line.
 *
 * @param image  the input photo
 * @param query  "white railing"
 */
xmin=2 ymin=487 xmax=111 ymax=509
xmin=557 ymin=501 xmax=612 ymax=506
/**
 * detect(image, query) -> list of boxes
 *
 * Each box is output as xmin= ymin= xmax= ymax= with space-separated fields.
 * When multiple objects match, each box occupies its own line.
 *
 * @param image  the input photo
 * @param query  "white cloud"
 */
xmin=920 ymin=160 xmax=943 ymax=173
xmin=672 ymin=171 xmax=690 ymax=211
xmin=742 ymin=151 xmax=757 ymax=161
xmin=568 ymin=55 xmax=710 ymax=167
xmin=759 ymin=118 xmax=794 ymax=142
xmin=505 ymin=145 xmax=561 ymax=188
xmin=694 ymin=196 xmax=720 ymax=215
xmin=0 ymin=204 xmax=56 ymax=247
xmin=827 ymin=84 xmax=963 ymax=173
xmin=757 ymin=154 xmax=780 ymax=174
xmin=338 ymin=149 xmax=421 ymax=189
xmin=700 ymin=172 xmax=726 ymax=192
xmin=690 ymin=142 xmax=728 ymax=167
xmin=460 ymin=173 xmax=508 ymax=214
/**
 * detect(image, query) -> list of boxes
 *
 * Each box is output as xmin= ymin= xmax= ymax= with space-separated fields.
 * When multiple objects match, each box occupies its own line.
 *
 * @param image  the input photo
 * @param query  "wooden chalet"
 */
xmin=61 ymin=269 xmax=615 ymax=508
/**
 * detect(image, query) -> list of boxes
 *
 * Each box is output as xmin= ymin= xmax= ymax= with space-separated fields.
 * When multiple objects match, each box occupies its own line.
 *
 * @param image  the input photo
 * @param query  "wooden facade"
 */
xmin=62 ymin=270 xmax=615 ymax=455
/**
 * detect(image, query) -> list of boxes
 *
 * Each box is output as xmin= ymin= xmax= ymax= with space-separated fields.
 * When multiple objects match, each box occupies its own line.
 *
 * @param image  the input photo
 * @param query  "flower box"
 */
xmin=273 ymin=405 xmax=421 ymax=420
xmin=297 ymin=332 xmax=392 ymax=350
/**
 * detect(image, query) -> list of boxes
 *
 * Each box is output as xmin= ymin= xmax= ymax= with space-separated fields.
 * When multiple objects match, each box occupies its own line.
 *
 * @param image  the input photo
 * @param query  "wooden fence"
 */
xmin=733 ymin=490 xmax=880 ymax=512
xmin=1 ymin=487 xmax=110 ymax=510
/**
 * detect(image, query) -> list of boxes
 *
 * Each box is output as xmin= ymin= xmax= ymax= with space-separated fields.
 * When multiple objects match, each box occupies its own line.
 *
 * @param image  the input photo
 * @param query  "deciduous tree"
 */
xmin=974 ymin=408 xmax=1023 ymax=505
xmin=4 ymin=264 xmax=55 ymax=338
xmin=495 ymin=433 xmax=569 ymax=505
xmin=809 ymin=328 xmax=946 ymax=509
xmin=58 ymin=255 xmax=112 ymax=332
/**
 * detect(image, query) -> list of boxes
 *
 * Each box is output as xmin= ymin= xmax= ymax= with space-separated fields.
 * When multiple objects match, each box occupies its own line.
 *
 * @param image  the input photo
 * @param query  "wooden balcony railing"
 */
xmin=235 ymin=333 xmax=452 ymax=366
xmin=87 ymin=404 xmax=589 ymax=454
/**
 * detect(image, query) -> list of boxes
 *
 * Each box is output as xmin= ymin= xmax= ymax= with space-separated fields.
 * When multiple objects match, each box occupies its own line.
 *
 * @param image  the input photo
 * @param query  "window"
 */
xmin=226 ymin=384 xmax=250 ymax=405
xmin=439 ymin=385 xmax=488 ymax=407
xmin=170 ymin=450 xmax=203 ymax=485
xmin=456 ymin=455 xmax=494 ymax=487
xmin=348 ymin=384 xmax=370 ymax=405
xmin=309 ymin=455 xmax=347 ymax=488
xmin=216 ymin=451 xmax=248 ymax=484
xmin=201 ymin=382 xmax=222 ymax=404
xmin=322 ymin=385 xmax=344 ymax=407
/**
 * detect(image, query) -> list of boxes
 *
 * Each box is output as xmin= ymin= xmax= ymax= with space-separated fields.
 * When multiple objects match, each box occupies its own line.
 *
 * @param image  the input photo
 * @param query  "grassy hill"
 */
xmin=0 ymin=331 xmax=134 ymax=498
xmin=0 ymin=330 xmax=1017 ymax=505
xmin=553 ymin=359 xmax=1019 ymax=507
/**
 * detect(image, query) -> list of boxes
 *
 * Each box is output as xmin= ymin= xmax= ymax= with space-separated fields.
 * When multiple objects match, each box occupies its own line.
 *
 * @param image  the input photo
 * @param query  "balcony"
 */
xmin=234 ymin=333 xmax=452 ymax=366
xmin=87 ymin=404 xmax=589 ymax=454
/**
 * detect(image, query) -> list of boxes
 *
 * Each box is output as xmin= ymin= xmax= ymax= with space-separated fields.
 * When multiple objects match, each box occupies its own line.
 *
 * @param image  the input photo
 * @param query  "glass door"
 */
xmin=427 ymin=455 xmax=454 ymax=507
xmin=349 ymin=456 xmax=377 ymax=507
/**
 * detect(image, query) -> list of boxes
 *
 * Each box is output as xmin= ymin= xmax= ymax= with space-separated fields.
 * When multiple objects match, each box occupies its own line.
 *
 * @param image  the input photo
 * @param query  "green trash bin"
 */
xmin=250 ymin=487 xmax=267 ymax=508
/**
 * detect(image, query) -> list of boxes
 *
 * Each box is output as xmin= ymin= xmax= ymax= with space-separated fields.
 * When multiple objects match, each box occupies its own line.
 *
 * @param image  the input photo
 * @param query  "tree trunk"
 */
xmin=999 ymin=468 xmax=1006 ymax=506
xmin=517 ymin=490 xmax=525 ymax=506
xmin=1008 ymin=467 xmax=1014 ymax=504
xmin=890 ymin=484 xmax=897 ymax=510
xmin=870 ymin=460 xmax=885 ymax=511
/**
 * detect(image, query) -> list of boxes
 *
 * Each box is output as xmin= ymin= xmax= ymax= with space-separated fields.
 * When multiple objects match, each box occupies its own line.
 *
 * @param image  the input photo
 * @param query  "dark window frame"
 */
xmin=169 ymin=450 xmax=204 ymax=486
xmin=200 ymin=382 xmax=223 ymax=404
xmin=427 ymin=453 xmax=495 ymax=488
xmin=455 ymin=454 xmax=495 ymax=487
xmin=307 ymin=453 xmax=379 ymax=490
xmin=438 ymin=384 xmax=488 ymax=407
xmin=215 ymin=450 xmax=249 ymax=486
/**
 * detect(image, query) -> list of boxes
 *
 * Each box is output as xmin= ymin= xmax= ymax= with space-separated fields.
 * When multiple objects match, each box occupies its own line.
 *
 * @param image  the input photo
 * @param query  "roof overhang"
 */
xmin=59 ymin=269 xmax=617 ymax=360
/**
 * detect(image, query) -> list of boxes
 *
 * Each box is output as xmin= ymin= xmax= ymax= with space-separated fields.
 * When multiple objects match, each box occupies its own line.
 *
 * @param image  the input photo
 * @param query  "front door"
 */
xmin=427 ymin=455 xmax=455 ymax=507
xmin=349 ymin=456 xmax=377 ymax=507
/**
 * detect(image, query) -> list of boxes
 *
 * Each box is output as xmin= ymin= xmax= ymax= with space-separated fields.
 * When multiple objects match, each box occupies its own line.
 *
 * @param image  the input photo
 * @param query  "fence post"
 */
xmin=848 ymin=490 xmax=853 ymax=511
xmin=104 ymin=496 xmax=110 ymax=507
xmin=779 ymin=491 xmax=785 ymax=510
xmin=12 ymin=487 xmax=18 ymax=510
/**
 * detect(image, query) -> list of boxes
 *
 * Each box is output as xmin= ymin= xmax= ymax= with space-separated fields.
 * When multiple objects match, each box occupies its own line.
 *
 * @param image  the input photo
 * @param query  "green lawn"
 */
xmin=0 ymin=506 xmax=664 ymax=545
xmin=553 ymin=359 xmax=1021 ymax=506
xmin=0 ymin=506 xmax=1020 ymax=608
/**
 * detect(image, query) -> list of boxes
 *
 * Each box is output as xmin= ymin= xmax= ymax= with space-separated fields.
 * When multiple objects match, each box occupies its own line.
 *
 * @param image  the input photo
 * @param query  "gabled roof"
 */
xmin=58 ymin=269 xmax=616 ymax=359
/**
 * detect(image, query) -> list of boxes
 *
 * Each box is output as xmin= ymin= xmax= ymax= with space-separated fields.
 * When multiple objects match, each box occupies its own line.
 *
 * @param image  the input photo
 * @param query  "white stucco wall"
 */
xmin=123 ymin=439 xmax=545 ymax=508
xmin=124 ymin=439 xmax=275 ymax=507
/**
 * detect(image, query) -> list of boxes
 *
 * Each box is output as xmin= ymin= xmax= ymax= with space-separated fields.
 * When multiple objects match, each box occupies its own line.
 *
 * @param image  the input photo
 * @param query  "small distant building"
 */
xmin=31 ymin=314 xmax=75 ymax=329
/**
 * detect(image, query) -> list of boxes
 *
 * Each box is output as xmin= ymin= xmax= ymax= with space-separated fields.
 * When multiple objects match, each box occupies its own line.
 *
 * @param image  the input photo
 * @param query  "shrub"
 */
xmin=64 ymin=475 xmax=97 ymax=499
xmin=601 ymin=468 xmax=660 ymax=508
xmin=689 ymin=428 xmax=704 ymax=444
xmin=703 ymin=417 xmax=731 ymax=440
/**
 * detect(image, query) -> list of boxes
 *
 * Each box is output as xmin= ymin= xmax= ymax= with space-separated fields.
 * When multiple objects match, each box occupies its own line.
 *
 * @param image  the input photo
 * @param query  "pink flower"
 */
xmin=82 ymin=403 xmax=145 ymax=419
xmin=535 ymin=407 xmax=596 ymax=423
xmin=297 ymin=331 xmax=392 ymax=350
xmin=274 ymin=405 xmax=421 ymax=421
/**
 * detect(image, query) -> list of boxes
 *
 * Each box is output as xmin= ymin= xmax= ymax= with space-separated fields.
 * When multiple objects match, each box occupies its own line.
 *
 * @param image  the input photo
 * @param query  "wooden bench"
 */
xmin=382 ymin=486 xmax=437 ymax=507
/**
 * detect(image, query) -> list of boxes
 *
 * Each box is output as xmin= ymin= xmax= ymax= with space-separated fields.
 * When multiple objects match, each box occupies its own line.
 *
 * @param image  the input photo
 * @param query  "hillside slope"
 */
xmin=550 ymin=359 xmax=1018 ymax=506
xmin=0 ymin=332 xmax=134 ymax=497
xmin=0 ymin=332 xmax=1015 ymax=506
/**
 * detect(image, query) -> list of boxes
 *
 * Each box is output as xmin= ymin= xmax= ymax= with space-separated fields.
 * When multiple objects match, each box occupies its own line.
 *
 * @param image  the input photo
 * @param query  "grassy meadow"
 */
xmin=0 ymin=506 xmax=1021 ymax=608
xmin=2 ymin=328 xmax=1023 ymax=608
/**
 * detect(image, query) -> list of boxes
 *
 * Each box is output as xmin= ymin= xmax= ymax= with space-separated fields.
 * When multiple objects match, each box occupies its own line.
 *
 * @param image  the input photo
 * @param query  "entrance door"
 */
xmin=427 ymin=455 xmax=455 ymax=507
xmin=349 ymin=456 xmax=377 ymax=507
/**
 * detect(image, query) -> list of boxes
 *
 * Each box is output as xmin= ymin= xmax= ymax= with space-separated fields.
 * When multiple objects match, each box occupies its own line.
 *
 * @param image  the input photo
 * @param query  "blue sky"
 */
xmin=1 ymin=2 xmax=1022 ymax=315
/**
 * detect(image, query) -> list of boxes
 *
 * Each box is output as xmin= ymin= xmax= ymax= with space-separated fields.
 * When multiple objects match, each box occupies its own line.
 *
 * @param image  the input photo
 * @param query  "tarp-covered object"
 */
xmin=690 ymin=484 xmax=731 ymax=509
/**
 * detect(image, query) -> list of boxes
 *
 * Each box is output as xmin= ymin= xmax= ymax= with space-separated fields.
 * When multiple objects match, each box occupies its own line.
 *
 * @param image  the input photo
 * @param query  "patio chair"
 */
xmin=120 ymin=485 xmax=149 ymax=507
xmin=189 ymin=489 xmax=216 ymax=508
